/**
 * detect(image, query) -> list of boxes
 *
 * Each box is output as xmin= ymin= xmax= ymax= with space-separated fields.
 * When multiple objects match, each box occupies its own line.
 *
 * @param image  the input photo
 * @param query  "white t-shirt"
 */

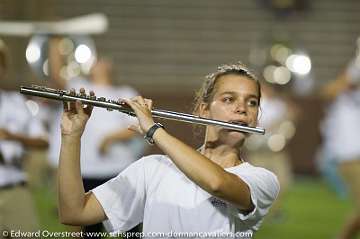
xmin=48 ymin=78 xmax=144 ymax=178
xmin=92 ymin=154 xmax=280 ymax=238
xmin=321 ymin=89 xmax=360 ymax=161
xmin=0 ymin=90 xmax=47 ymax=186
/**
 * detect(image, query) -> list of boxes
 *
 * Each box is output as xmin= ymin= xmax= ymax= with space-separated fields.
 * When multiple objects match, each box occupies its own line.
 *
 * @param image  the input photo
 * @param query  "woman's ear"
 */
xmin=198 ymin=102 xmax=210 ymax=118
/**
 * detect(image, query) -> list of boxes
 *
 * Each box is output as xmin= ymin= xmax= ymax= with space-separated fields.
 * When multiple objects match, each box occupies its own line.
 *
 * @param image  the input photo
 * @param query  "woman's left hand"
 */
xmin=122 ymin=96 xmax=155 ymax=135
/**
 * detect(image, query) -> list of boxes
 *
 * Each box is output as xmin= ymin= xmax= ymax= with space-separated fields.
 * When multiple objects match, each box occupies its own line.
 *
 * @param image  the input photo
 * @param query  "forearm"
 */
xmin=58 ymin=135 xmax=86 ymax=223
xmin=106 ymin=129 xmax=136 ymax=142
xmin=153 ymin=128 xmax=227 ymax=193
xmin=9 ymin=133 xmax=48 ymax=149
xmin=154 ymin=129 xmax=252 ymax=209
xmin=123 ymin=95 xmax=252 ymax=209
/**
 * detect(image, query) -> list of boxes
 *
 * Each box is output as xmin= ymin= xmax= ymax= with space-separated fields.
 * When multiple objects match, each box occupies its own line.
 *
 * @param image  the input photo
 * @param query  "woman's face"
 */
xmin=201 ymin=74 xmax=260 ymax=146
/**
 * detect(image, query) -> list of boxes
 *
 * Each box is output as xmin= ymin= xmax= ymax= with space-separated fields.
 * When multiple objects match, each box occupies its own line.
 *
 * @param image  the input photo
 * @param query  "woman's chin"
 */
xmin=223 ymin=131 xmax=247 ymax=146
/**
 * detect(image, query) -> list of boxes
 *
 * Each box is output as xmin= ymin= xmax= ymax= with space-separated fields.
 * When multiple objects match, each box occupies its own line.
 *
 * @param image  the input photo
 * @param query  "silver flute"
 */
xmin=20 ymin=85 xmax=265 ymax=135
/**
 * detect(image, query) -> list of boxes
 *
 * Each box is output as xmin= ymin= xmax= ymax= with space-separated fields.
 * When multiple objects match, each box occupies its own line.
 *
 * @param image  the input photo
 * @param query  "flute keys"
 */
xmin=96 ymin=97 xmax=112 ymax=111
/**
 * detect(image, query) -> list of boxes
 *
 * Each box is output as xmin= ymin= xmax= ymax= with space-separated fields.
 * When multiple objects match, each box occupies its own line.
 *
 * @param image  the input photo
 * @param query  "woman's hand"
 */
xmin=61 ymin=88 xmax=94 ymax=138
xmin=122 ymin=96 xmax=155 ymax=135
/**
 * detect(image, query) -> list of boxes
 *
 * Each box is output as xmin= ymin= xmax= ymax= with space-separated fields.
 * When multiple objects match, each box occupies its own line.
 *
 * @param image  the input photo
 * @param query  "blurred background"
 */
xmin=1 ymin=0 xmax=360 ymax=238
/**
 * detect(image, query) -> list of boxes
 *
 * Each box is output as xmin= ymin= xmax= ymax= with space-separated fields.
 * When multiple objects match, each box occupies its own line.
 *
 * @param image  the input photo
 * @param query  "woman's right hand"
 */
xmin=61 ymin=88 xmax=94 ymax=138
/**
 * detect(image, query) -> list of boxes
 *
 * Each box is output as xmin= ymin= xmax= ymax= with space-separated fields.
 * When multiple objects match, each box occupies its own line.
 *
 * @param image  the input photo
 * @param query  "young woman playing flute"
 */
xmin=58 ymin=62 xmax=280 ymax=238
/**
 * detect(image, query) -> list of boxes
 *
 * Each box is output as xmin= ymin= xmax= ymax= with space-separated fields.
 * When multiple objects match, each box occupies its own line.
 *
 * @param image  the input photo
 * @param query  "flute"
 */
xmin=20 ymin=85 xmax=265 ymax=135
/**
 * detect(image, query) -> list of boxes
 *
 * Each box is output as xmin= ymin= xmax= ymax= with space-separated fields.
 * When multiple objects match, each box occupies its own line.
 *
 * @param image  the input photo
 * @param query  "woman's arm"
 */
xmin=124 ymin=97 xmax=253 ymax=211
xmin=58 ymin=90 xmax=106 ymax=225
xmin=58 ymin=135 xmax=106 ymax=225
xmin=153 ymin=129 xmax=253 ymax=211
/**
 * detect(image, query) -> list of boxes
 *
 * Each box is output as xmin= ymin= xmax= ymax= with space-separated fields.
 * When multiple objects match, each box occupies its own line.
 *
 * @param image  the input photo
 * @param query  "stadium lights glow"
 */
xmin=274 ymin=66 xmax=291 ymax=85
xmin=286 ymin=54 xmax=312 ymax=75
xmin=74 ymin=44 xmax=92 ymax=63
xmin=25 ymin=43 xmax=41 ymax=63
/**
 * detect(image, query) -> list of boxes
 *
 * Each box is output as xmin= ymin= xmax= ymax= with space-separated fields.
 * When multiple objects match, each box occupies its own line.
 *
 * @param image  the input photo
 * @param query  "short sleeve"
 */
xmin=91 ymin=158 xmax=147 ymax=232
xmin=230 ymin=166 xmax=280 ymax=222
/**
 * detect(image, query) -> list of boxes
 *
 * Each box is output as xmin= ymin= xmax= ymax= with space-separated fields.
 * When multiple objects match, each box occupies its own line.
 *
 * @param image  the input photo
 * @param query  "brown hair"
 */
xmin=193 ymin=62 xmax=261 ymax=114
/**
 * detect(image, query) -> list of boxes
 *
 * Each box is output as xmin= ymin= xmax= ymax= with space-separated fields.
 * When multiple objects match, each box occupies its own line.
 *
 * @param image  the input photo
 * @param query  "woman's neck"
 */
xmin=200 ymin=137 xmax=244 ymax=168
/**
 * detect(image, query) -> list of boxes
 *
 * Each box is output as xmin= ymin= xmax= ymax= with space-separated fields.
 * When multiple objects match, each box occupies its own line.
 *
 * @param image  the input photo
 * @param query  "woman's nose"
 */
xmin=234 ymin=100 xmax=246 ymax=114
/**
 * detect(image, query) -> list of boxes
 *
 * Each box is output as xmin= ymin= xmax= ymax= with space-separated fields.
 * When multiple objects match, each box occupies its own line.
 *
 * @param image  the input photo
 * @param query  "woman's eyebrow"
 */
xmin=219 ymin=91 xmax=236 ymax=96
xmin=219 ymin=91 xmax=259 ymax=99
xmin=247 ymin=94 xmax=259 ymax=99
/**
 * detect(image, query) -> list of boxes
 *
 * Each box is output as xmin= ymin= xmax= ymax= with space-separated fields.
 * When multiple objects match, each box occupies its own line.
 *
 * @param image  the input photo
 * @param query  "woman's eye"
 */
xmin=222 ymin=97 xmax=233 ymax=103
xmin=248 ymin=100 xmax=258 ymax=107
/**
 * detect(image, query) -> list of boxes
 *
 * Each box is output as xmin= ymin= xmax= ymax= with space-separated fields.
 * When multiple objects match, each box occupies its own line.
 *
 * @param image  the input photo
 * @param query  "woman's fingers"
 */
xmin=69 ymin=88 xmax=76 ymax=113
xmin=79 ymin=87 xmax=86 ymax=96
xmin=122 ymin=96 xmax=156 ymax=134
xmin=122 ymin=98 xmax=142 ymax=113
xmin=63 ymin=88 xmax=76 ymax=114
xmin=76 ymin=88 xmax=87 ymax=115
xmin=144 ymin=98 xmax=153 ymax=110
xmin=75 ymin=100 xmax=85 ymax=115
xmin=121 ymin=96 xmax=153 ymax=110
xmin=131 ymin=96 xmax=154 ymax=112
xmin=84 ymin=90 xmax=95 ymax=116
xmin=63 ymin=101 xmax=69 ymax=112
xmin=132 ymin=96 xmax=146 ymax=106
xmin=63 ymin=87 xmax=94 ymax=117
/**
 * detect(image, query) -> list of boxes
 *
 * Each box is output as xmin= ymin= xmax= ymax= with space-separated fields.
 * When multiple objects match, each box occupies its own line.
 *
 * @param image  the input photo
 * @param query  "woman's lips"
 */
xmin=228 ymin=120 xmax=248 ymax=127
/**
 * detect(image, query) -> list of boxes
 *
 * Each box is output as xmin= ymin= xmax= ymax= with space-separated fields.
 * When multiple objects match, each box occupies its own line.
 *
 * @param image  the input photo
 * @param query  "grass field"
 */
xmin=32 ymin=177 xmax=359 ymax=239
xmin=254 ymin=178 xmax=359 ymax=239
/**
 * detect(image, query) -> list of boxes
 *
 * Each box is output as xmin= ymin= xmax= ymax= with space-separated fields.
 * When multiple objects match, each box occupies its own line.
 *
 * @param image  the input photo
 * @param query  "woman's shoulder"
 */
xmin=230 ymin=162 xmax=274 ymax=174
xmin=228 ymin=163 xmax=280 ymax=191
xmin=137 ymin=154 xmax=174 ymax=169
